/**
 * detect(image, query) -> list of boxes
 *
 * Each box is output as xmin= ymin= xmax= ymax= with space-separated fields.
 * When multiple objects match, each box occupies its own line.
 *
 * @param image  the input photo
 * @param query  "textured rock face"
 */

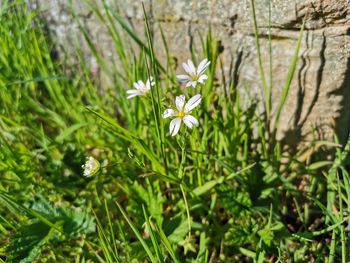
xmin=33 ymin=0 xmax=350 ymax=145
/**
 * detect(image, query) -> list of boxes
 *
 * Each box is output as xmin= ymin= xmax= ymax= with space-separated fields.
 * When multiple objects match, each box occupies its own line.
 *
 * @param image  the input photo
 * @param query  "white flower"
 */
xmin=177 ymin=59 xmax=211 ymax=88
xmin=126 ymin=77 xmax=155 ymax=99
xmin=82 ymin=156 xmax=100 ymax=177
xmin=162 ymin=94 xmax=202 ymax=136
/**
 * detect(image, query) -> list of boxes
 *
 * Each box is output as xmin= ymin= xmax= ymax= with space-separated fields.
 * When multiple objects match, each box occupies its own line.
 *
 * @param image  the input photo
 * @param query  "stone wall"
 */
xmin=33 ymin=0 xmax=350 ymax=145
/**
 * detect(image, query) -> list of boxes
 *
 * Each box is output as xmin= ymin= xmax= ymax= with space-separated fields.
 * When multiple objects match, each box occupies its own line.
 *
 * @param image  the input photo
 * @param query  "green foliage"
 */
xmin=3 ymin=194 xmax=95 ymax=262
xmin=6 ymin=221 xmax=53 ymax=263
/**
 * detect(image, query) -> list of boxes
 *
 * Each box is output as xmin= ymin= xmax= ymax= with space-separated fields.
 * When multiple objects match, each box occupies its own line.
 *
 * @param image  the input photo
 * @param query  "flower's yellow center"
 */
xmin=177 ymin=111 xmax=185 ymax=119
xmin=191 ymin=75 xmax=199 ymax=81
xmin=140 ymin=87 xmax=148 ymax=94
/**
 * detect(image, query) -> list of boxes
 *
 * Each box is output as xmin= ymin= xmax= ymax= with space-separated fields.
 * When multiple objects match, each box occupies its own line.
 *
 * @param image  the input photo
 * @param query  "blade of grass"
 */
xmin=250 ymin=0 xmax=270 ymax=119
xmin=115 ymin=202 xmax=157 ymax=263
xmin=104 ymin=2 xmax=167 ymax=75
xmin=327 ymin=229 xmax=336 ymax=263
xmin=326 ymin=135 xmax=350 ymax=224
xmin=142 ymin=206 xmax=164 ymax=263
xmin=268 ymin=0 xmax=273 ymax=97
xmin=142 ymin=3 xmax=168 ymax=174
xmin=155 ymin=224 xmax=180 ymax=263
xmin=104 ymin=200 xmax=120 ymax=261
xmin=336 ymin=173 xmax=346 ymax=263
xmin=93 ymin=209 xmax=120 ymax=263
xmin=273 ymin=20 xmax=305 ymax=137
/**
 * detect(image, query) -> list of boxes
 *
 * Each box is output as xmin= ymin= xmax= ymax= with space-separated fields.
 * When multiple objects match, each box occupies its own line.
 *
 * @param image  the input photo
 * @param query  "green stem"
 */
xmin=250 ymin=0 xmax=270 ymax=120
xmin=178 ymin=133 xmax=187 ymax=180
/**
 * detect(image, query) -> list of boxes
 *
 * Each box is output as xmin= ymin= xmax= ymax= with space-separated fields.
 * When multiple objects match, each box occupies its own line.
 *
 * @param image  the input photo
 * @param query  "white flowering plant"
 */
xmin=162 ymin=94 xmax=202 ymax=136
xmin=4 ymin=1 xmax=342 ymax=263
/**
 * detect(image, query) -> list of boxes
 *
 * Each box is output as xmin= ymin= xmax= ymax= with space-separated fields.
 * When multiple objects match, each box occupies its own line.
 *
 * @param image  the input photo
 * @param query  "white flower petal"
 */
xmin=127 ymin=93 xmax=141 ymax=99
xmin=185 ymin=94 xmax=202 ymax=113
xmin=185 ymin=81 xmax=193 ymax=88
xmin=197 ymin=59 xmax=208 ymax=72
xmin=126 ymin=89 xmax=139 ymax=94
xmin=137 ymin=80 xmax=144 ymax=89
xmin=169 ymin=118 xmax=182 ymax=136
xmin=176 ymin=74 xmax=190 ymax=83
xmin=146 ymin=79 xmax=150 ymax=89
xmin=133 ymin=82 xmax=141 ymax=90
xmin=187 ymin=59 xmax=196 ymax=74
xmin=191 ymin=81 xmax=197 ymax=88
xmin=175 ymin=95 xmax=186 ymax=111
xmin=198 ymin=74 xmax=208 ymax=84
xmin=183 ymin=115 xmax=199 ymax=129
xmin=182 ymin=62 xmax=192 ymax=75
xmin=162 ymin=109 xmax=175 ymax=119
xmin=197 ymin=59 xmax=211 ymax=75
xmin=126 ymin=89 xmax=142 ymax=99
xmin=146 ymin=77 xmax=155 ymax=89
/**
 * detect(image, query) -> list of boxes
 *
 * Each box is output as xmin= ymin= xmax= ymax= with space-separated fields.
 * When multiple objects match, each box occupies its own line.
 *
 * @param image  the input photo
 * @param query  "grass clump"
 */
xmin=0 ymin=0 xmax=349 ymax=262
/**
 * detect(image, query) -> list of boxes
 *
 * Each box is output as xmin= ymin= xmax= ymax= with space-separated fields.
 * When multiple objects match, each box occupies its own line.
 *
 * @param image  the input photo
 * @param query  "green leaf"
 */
xmin=29 ymin=196 xmax=96 ymax=236
xmin=239 ymin=247 xmax=256 ymax=258
xmin=192 ymin=178 xmax=221 ymax=196
xmin=4 ymin=195 xmax=95 ymax=262
xmin=55 ymin=122 xmax=88 ymax=143
xmin=6 ymin=221 xmax=59 ymax=263
xmin=167 ymin=219 xmax=189 ymax=244
xmin=307 ymin=161 xmax=333 ymax=170
xmin=192 ymin=163 xmax=255 ymax=196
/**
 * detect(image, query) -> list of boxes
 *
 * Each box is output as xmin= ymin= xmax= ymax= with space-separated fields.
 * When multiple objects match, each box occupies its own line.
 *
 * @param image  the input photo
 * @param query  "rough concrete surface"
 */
xmin=32 ymin=0 xmax=350 ymax=146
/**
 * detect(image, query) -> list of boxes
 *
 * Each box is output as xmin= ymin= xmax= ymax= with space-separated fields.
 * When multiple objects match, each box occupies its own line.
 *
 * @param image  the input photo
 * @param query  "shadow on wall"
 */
xmin=334 ymin=57 xmax=350 ymax=146
xmin=282 ymin=30 xmax=327 ymax=149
